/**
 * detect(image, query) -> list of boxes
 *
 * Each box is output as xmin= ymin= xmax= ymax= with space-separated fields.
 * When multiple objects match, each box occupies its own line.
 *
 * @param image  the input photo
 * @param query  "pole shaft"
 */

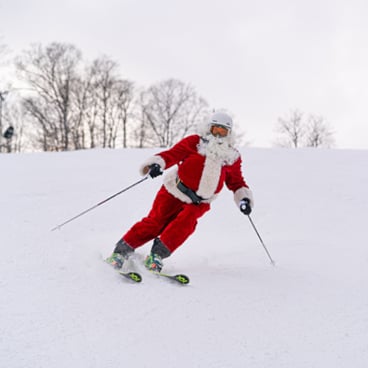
xmin=51 ymin=176 xmax=149 ymax=231
xmin=248 ymin=215 xmax=275 ymax=266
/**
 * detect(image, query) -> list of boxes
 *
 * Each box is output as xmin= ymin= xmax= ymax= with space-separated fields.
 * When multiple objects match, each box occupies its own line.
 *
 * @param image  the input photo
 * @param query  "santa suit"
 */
xmin=123 ymin=134 xmax=253 ymax=254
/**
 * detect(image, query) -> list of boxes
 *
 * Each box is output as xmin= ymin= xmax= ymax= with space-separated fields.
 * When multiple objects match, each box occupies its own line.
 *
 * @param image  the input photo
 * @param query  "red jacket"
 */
xmin=141 ymin=134 xmax=254 ymax=207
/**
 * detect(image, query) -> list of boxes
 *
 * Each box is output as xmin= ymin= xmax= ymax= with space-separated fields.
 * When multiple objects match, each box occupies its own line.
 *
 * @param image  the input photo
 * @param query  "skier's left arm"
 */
xmin=225 ymin=157 xmax=254 ymax=215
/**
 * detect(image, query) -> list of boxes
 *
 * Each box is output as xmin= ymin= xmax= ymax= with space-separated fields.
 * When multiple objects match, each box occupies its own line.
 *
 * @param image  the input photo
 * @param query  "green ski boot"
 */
xmin=106 ymin=252 xmax=126 ymax=269
xmin=145 ymin=253 xmax=163 ymax=272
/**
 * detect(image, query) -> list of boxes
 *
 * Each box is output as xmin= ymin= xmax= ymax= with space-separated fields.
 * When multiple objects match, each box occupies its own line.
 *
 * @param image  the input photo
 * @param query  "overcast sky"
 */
xmin=1 ymin=0 xmax=368 ymax=149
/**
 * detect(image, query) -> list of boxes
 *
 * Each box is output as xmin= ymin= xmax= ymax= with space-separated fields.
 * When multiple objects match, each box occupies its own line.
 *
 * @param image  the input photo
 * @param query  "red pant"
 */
xmin=123 ymin=186 xmax=210 ymax=253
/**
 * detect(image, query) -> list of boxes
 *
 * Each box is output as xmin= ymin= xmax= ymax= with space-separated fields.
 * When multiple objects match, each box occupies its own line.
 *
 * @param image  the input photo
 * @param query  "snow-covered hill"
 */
xmin=1 ymin=147 xmax=367 ymax=368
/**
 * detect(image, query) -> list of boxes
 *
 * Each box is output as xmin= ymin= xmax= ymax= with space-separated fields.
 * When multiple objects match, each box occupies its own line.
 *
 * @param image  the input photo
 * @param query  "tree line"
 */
xmin=0 ymin=41 xmax=334 ymax=153
xmin=0 ymin=42 xmax=209 ymax=152
xmin=274 ymin=109 xmax=335 ymax=148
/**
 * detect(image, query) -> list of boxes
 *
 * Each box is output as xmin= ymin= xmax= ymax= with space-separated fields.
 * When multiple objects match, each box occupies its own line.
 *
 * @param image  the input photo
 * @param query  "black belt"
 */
xmin=176 ymin=177 xmax=204 ymax=205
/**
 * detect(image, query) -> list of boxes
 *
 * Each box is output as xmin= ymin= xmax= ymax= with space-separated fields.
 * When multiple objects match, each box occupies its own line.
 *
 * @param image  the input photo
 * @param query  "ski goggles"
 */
xmin=210 ymin=124 xmax=230 ymax=137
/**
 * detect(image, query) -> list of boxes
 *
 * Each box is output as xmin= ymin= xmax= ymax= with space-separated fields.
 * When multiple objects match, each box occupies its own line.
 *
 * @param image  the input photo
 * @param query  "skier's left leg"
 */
xmin=159 ymin=202 xmax=210 ymax=252
xmin=122 ymin=186 xmax=183 ymax=248
xmin=145 ymin=202 xmax=210 ymax=271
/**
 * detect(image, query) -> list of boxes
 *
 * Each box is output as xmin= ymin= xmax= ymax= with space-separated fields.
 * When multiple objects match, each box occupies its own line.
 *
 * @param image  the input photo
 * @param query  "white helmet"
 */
xmin=209 ymin=112 xmax=233 ymax=130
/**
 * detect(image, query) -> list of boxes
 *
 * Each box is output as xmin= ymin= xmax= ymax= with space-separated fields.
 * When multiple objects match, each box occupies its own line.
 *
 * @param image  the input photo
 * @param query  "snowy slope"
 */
xmin=1 ymin=147 xmax=367 ymax=368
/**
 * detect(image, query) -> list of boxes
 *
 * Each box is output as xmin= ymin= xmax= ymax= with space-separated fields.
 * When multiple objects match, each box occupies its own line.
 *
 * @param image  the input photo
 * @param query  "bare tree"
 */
xmin=91 ymin=57 xmax=116 ymax=148
xmin=305 ymin=114 xmax=335 ymax=148
xmin=70 ymin=75 xmax=89 ymax=149
xmin=115 ymin=79 xmax=135 ymax=148
xmin=139 ymin=79 xmax=209 ymax=147
xmin=73 ymin=69 xmax=98 ymax=149
xmin=275 ymin=109 xmax=306 ymax=148
xmin=275 ymin=109 xmax=335 ymax=148
xmin=130 ymin=89 xmax=155 ymax=148
xmin=79 ymin=56 xmax=134 ymax=148
xmin=15 ymin=42 xmax=82 ymax=151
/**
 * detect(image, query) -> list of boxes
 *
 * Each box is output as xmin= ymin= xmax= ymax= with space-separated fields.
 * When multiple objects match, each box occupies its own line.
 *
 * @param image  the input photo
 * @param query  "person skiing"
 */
xmin=106 ymin=111 xmax=254 ymax=272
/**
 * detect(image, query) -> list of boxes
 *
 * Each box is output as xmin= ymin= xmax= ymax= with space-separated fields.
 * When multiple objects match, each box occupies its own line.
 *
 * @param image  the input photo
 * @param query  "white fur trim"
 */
xmin=139 ymin=155 xmax=166 ymax=176
xmin=163 ymin=169 xmax=192 ymax=204
xmin=163 ymin=169 xmax=218 ymax=204
xmin=234 ymin=187 xmax=254 ymax=208
xmin=196 ymin=156 xmax=222 ymax=199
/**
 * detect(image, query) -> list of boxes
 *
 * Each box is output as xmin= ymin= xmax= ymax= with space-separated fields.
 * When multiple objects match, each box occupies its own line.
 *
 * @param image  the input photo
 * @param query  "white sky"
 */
xmin=1 ymin=0 xmax=368 ymax=149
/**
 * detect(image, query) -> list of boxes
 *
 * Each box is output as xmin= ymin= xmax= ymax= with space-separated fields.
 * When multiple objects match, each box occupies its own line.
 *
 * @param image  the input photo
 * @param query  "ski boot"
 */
xmin=145 ymin=238 xmax=171 ymax=272
xmin=106 ymin=239 xmax=134 ymax=270
xmin=145 ymin=253 xmax=163 ymax=272
xmin=106 ymin=253 xmax=126 ymax=269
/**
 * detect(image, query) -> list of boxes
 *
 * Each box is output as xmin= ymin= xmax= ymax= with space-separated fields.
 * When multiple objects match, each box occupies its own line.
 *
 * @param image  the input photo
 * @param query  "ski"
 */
xmin=119 ymin=271 xmax=142 ymax=283
xmin=118 ymin=270 xmax=189 ymax=284
xmin=104 ymin=256 xmax=188 ymax=285
xmin=149 ymin=271 xmax=190 ymax=285
xmin=103 ymin=257 xmax=142 ymax=283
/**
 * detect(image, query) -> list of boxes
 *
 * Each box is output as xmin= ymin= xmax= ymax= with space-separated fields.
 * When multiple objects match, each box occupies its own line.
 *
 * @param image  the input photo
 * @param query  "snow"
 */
xmin=1 ymin=147 xmax=368 ymax=368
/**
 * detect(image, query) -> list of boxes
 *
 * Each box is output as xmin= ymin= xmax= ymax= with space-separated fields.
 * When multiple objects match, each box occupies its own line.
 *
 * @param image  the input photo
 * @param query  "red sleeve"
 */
xmin=156 ymin=135 xmax=200 ymax=169
xmin=225 ymin=156 xmax=249 ymax=192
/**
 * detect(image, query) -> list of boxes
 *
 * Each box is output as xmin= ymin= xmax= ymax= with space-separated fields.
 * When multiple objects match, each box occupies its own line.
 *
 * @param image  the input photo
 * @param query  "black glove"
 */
xmin=239 ymin=198 xmax=252 ymax=215
xmin=148 ymin=163 xmax=163 ymax=178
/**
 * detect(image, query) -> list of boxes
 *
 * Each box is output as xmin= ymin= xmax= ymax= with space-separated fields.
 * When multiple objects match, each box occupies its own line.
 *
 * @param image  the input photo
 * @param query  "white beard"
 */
xmin=197 ymin=133 xmax=239 ymax=165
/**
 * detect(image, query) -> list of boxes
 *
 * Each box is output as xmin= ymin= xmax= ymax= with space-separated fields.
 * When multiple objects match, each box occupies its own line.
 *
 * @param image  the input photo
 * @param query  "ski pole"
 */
xmin=247 ymin=215 xmax=276 ymax=266
xmin=51 ymin=176 xmax=149 ymax=231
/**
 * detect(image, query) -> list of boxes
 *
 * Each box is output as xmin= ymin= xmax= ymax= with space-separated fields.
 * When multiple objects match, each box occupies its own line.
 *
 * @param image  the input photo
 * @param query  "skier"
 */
xmin=106 ymin=111 xmax=254 ymax=272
